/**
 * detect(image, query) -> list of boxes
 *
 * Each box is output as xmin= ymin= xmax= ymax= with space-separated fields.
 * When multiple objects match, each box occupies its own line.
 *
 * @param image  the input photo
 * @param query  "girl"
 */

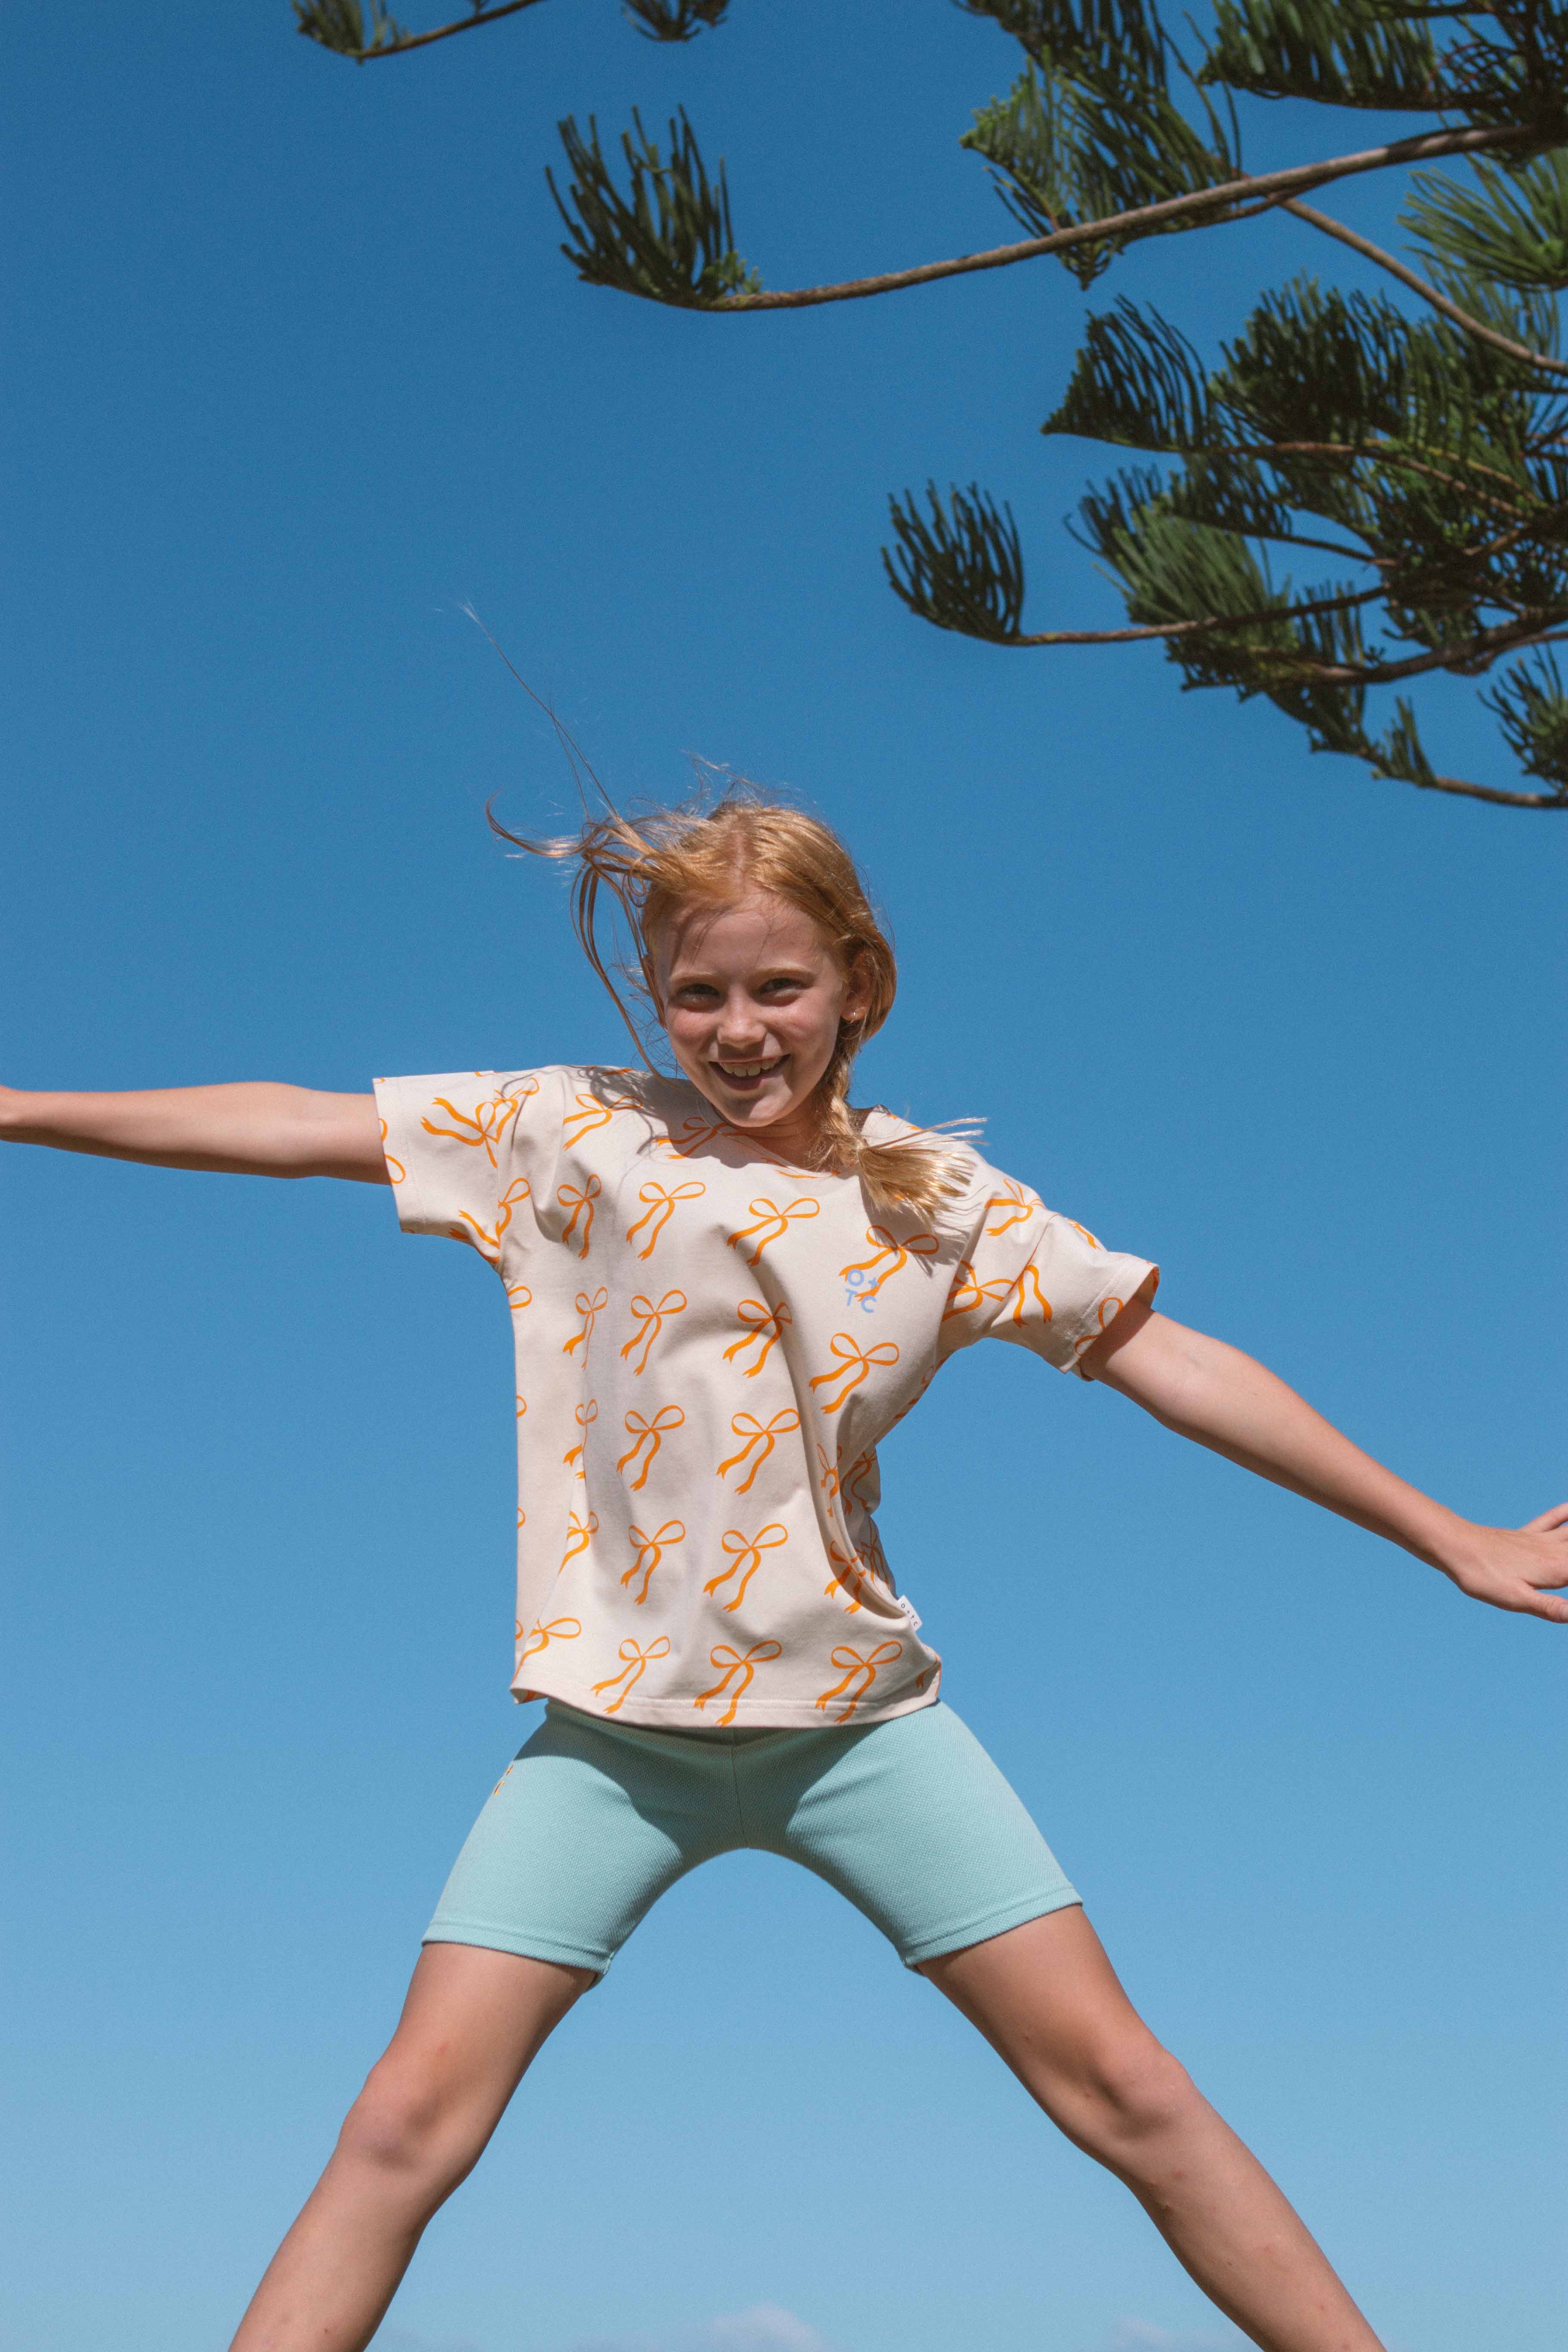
xmin=5 ymin=793 xmax=1564 ymax=2352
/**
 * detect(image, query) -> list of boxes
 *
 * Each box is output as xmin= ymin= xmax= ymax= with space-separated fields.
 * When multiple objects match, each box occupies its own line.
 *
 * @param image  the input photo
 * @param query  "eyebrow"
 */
xmin=665 ymin=957 xmax=819 ymax=984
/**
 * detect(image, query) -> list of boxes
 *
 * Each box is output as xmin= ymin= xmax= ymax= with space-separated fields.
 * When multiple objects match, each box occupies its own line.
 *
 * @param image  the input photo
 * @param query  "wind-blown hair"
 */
xmin=490 ymin=787 xmax=970 ymax=1216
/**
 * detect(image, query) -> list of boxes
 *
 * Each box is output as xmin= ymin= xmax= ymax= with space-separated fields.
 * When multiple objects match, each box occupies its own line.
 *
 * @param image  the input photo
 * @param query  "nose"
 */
xmin=715 ymin=989 xmax=767 ymax=1050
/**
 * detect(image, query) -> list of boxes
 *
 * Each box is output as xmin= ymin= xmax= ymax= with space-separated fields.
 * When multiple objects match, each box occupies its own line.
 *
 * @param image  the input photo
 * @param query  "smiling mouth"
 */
xmin=711 ymin=1055 xmax=784 ymax=1088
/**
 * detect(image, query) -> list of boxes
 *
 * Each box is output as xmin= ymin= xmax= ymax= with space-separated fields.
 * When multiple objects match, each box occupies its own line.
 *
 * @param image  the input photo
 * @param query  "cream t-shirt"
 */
xmin=375 ymin=1065 xmax=1156 ymax=1730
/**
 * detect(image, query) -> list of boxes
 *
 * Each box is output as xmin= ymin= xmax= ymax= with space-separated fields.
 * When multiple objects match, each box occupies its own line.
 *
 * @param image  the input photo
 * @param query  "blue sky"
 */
xmin=3 ymin=7 xmax=1564 ymax=2352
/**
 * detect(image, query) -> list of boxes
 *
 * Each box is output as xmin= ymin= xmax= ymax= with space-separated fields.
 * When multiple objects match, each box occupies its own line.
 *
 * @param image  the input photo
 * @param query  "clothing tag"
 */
xmin=897 ymin=1596 xmax=923 ymax=1633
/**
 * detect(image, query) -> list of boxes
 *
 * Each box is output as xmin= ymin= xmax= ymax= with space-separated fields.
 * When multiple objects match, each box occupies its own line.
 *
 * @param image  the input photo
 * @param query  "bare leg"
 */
xmin=922 ymin=1909 xmax=1383 ymax=2352
xmin=229 ymin=1942 xmax=595 ymax=2352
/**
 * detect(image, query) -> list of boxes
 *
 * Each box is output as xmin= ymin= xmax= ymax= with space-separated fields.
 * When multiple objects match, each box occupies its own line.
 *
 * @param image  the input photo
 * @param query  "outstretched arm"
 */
xmin=1079 ymin=1286 xmax=1568 ymax=1624
xmin=0 ymin=1082 xmax=390 ymax=1183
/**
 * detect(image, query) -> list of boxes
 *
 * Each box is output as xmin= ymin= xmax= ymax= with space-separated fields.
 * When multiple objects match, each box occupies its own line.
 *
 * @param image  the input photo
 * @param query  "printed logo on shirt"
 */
xmin=839 ymin=1225 xmax=940 ymax=1312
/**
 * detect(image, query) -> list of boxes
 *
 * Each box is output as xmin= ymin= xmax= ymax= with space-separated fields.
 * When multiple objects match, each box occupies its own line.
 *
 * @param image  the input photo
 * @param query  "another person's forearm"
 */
xmin=1101 ymin=1318 xmax=1474 ymax=1573
xmin=0 ymin=1082 xmax=388 ymax=1181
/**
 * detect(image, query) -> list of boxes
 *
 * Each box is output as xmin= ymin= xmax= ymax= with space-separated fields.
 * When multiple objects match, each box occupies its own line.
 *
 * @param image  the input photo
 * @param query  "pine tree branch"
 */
xmin=1001 ymin=581 xmax=1384 ymax=645
xmin=1215 ymin=442 xmax=1534 ymax=515
xmin=1261 ymin=616 xmax=1568 ymax=689
xmin=300 ymin=0 xmax=545 ymax=61
xmin=1382 ymin=769 xmax=1568 ymax=808
xmin=704 ymin=123 xmax=1532 ymax=311
xmin=1281 ymin=196 xmax=1568 ymax=374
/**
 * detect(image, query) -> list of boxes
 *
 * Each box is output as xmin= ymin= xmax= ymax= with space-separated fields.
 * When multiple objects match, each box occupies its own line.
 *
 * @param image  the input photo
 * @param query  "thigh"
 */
xmin=754 ymin=1702 xmax=1081 ymax=1969
xmin=369 ymin=1940 xmax=595 ymax=2137
xmin=426 ymin=1702 xmax=735 ymax=1976
xmin=921 ymin=1907 xmax=1185 ymax=2153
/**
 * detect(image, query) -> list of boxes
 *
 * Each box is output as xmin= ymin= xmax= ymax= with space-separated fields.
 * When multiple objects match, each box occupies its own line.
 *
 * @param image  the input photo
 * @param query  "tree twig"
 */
xmin=1381 ymin=768 xmax=1567 ymax=808
xmin=333 ymin=0 xmax=546 ymax=61
xmin=1251 ymin=618 xmax=1568 ymax=689
xmin=1281 ymin=198 xmax=1568 ymax=376
xmin=703 ymin=124 xmax=1532 ymax=312
xmin=1001 ymin=582 xmax=1384 ymax=646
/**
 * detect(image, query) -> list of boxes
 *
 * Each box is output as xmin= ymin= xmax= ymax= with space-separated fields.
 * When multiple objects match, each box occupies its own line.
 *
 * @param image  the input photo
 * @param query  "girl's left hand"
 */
xmin=1441 ymin=1505 xmax=1568 ymax=1621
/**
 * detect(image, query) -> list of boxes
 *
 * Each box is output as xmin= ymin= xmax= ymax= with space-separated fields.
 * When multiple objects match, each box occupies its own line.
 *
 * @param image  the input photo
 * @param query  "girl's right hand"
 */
xmin=0 ymin=1081 xmax=391 ymax=1182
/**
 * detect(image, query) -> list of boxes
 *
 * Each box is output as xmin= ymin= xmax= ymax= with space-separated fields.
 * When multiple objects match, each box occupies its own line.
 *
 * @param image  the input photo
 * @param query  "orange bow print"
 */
xmin=506 ymin=1281 xmax=533 ymax=1315
xmin=814 ymin=1640 xmax=903 ymax=1723
xmin=561 ymin=1091 xmax=620 ymax=1145
xmin=457 ymin=1176 xmax=532 ymax=1263
xmin=1069 ymin=1219 xmax=1103 ymax=1249
xmin=516 ymin=1393 xmax=527 ymax=1421
xmin=984 ymin=1181 xmax=1042 ymax=1237
xmin=839 ymin=1448 xmax=880 ymax=1513
xmin=824 ymin=1539 xmax=886 ymax=1615
xmin=941 ymin=1260 xmax=1012 ymax=1323
xmin=557 ymin=1175 xmax=601 ymax=1259
xmin=559 ymin=1510 xmax=598 ymax=1570
xmin=655 ymin=1114 xmax=732 ymax=1160
xmin=716 ymin=1408 xmax=800 ymax=1493
xmin=617 ymin=1405 xmax=686 ymax=1490
xmin=622 ymin=1519 xmax=685 ymax=1605
xmin=592 ymin=1635 xmax=672 ymax=1714
xmin=723 ymin=1298 xmax=792 ymax=1377
xmin=815 ymin=1442 xmax=840 ymax=1498
xmin=624 ymin=1179 xmax=706 ymax=1259
xmin=1071 ymin=1294 xmax=1125 ymax=1362
xmin=515 ymin=1614 xmax=581 ymax=1666
xmin=562 ymin=1400 xmax=598 ymax=1477
xmin=1006 ymin=1262 xmax=1053 ymax=1326
xmin=704 ymin=1522 xmax=788 ymax=1612
xmin=808 ymin=1333 xmax=901 ymax=1414
xmin=421 ymin=1091 xmax=519 ymax=1167
xmin=621 ymin=1290 xmax=688 ymax=1375
xmin=563 ymin=1287 xmax=609 ymax=1360
xmin=726 ymin=1196 xmax=820 ymax=1267
xmin=694 ymin=1639 xmax=783 ymax=1726
xmin=839 ymin=1224 xmax=940 ymax=1304
xmin=378 ymin=1118 xmax=406 ymax=1185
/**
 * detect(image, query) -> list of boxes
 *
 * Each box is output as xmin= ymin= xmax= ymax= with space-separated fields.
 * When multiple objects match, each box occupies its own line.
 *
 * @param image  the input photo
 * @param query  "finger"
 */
xmin=1520 ymin=1500 xmax=1568 ymax=1536
xmin=1516 ymin=1587 xmax=1568 ymax=1623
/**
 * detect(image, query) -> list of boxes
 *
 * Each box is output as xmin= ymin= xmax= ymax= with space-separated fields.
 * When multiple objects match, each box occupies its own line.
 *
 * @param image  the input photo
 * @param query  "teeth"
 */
xmin=718 ymin=1059 xmax=777 ymax=1078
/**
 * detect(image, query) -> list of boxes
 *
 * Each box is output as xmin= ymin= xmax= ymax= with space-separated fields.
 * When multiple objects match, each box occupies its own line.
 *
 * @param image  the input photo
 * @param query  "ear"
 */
xmin=841 ymin=950 xmax=873 ymax=1026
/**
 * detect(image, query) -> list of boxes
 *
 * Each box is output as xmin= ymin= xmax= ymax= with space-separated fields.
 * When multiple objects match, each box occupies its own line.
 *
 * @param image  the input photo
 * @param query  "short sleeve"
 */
xmin=941 ymin=1172 xmax=1157 ymax=1377
xmin=373 ymin=1069 xmax=553 ymax=1265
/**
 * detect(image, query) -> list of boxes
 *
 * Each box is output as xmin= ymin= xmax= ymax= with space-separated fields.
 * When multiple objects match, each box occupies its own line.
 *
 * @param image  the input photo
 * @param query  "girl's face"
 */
xmin=656 ymin=888 xmax=870 ymax=1154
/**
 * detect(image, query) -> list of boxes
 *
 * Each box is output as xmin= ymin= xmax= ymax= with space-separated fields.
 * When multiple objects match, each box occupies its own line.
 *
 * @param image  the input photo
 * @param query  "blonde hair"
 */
xmin=491 ymin=786 xmax=969 ymax=1216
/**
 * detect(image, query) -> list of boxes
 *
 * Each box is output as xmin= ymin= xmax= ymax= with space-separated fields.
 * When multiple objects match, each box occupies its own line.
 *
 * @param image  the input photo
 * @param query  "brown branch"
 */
xmin=1388 ymin=769 xmax=1567 ymax=808
xmin=334 ymin=0 xmax=546 ymax=61
xmin=704 ymin=124 xmax=1533 ymax=312
xmin=1251 ymin=617 xmax=1568 ymax=689
xmin=1281 ymin=199 xmax=1568 ymax=376
xmin=1001 ymin=582 xmax=1384 ymax=647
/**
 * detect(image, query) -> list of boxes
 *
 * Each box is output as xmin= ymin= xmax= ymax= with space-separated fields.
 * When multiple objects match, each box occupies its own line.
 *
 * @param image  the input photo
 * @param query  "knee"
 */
xmin=335 ymin=2056 xmax=486 ymax=2204
xmin=1052 ymin=2033 xmax=1200 ymax=2165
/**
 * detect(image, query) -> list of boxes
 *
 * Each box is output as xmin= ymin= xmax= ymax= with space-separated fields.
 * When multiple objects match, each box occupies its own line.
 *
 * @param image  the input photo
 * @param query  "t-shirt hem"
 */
xmin=511 ymin=1680 xmax=944 ymax=1731
xmin=1066 ymin=1258 xmax=1160 ymax=1378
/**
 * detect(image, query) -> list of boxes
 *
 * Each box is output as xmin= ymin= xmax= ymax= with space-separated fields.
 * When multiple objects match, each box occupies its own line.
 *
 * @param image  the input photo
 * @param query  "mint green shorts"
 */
xmin=425 ymin=1699 xmax=1080 ymax=1975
